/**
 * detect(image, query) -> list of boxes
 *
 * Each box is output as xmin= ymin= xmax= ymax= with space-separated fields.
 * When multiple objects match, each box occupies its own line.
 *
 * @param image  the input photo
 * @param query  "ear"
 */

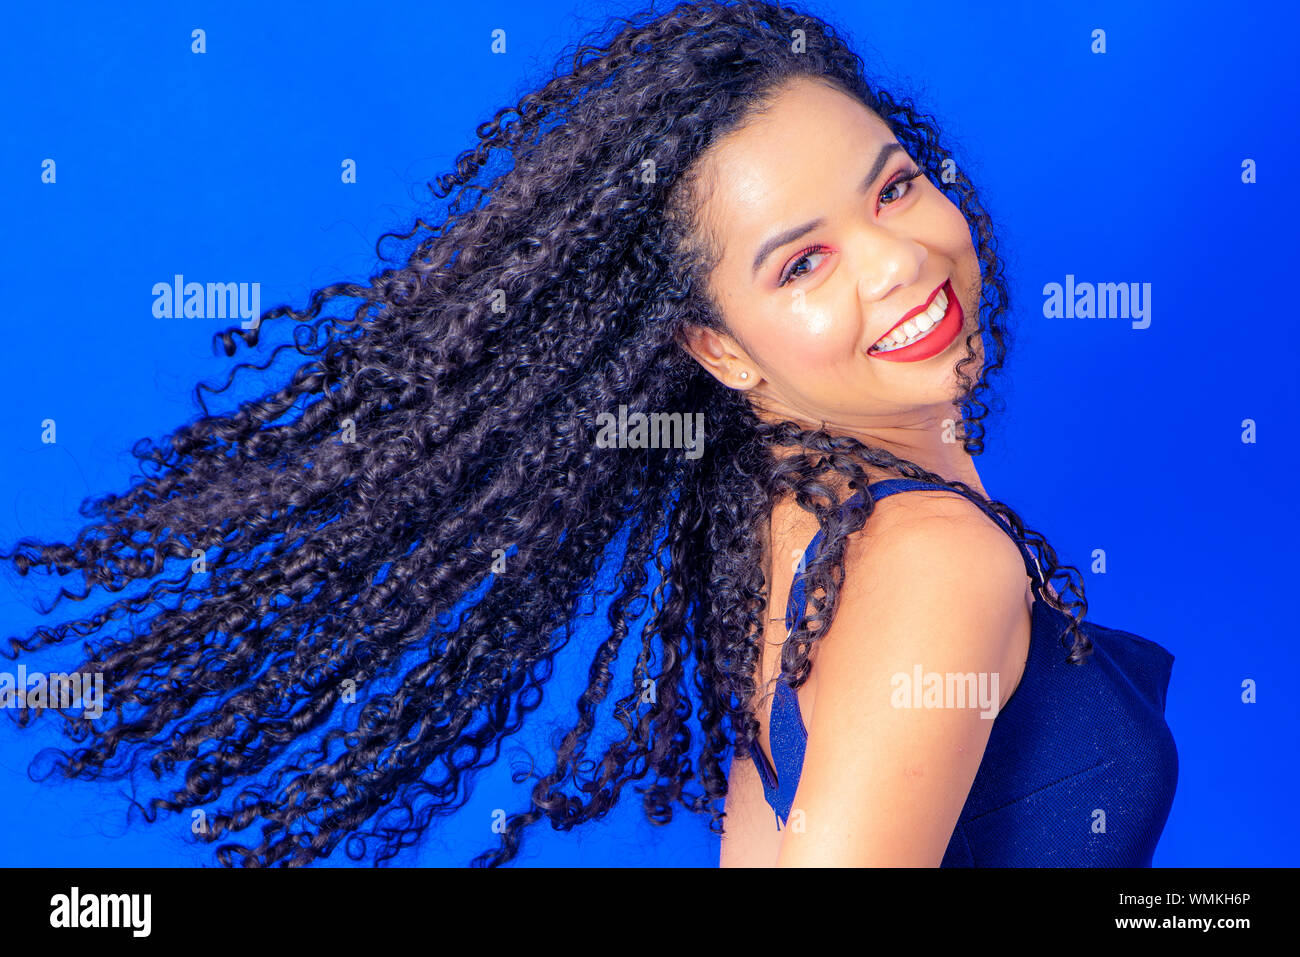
xmin=675 ymin=323 xmax=757 ymax=390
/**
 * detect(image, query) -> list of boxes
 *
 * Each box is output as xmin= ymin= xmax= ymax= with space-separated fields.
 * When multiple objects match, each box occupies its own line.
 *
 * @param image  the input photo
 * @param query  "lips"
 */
xmin=866 ymin=279 xmax=964 ymax=363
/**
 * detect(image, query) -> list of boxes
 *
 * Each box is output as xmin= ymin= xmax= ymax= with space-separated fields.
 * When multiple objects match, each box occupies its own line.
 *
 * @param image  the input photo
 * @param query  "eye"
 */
xmin=776 ymin=167 xmax=927 ymax=288
xmin=879 ymin=166 xmax=926 ymax=207
xmin=777 ymin=245 xmax=830 ymax=287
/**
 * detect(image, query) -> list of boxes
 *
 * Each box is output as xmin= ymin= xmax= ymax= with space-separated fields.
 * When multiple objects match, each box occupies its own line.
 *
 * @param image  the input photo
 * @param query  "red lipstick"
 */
xmin=866 ymin=279 xmax=964 ymax=363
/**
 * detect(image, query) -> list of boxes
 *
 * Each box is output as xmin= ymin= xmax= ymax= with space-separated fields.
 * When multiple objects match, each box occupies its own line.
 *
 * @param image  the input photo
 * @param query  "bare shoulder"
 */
xmin=833 ymin=487 xmax=1030 ymax=661
xmin=856 ymin=486 xmax=1023 ymax=555
xmin=773 ymin=487 xmax=1032 ymax=866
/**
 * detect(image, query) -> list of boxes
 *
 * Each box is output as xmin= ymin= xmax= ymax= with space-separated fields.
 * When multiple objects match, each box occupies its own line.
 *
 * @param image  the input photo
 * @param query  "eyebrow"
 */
xmin=749 ymin=141 xmax=906 ymax=278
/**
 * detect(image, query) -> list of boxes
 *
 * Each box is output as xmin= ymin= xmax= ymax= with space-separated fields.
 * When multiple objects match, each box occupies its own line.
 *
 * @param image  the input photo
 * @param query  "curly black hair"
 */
xmin=0 ymin=0 xmax=1092 ymax=867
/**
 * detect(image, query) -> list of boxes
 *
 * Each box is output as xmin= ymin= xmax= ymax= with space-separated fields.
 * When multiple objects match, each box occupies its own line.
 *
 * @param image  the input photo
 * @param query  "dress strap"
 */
xmin=863 ymin=479 xmax=1047 ymax=591
xmin=784 ymin=478 xmax=1046 ymax=636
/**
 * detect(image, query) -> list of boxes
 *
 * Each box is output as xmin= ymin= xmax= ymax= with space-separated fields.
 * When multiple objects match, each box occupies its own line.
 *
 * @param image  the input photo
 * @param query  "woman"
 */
xmin=1 ymin=0 xmax=1176 ymax=867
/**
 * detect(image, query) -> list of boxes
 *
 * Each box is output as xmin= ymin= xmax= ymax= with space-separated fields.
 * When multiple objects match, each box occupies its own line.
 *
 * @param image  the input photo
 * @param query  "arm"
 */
xmin=774 ymin=493 xmax=1031 ymax=867
xmin=719 ymin=749 xmax=780 ymax=867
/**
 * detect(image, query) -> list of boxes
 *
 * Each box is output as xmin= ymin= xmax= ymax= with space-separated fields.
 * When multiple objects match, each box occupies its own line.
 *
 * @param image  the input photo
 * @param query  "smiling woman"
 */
xmin=675 ymin=76 xmax=1175 ymax=866
xmin=680 ymin=79 xmax=987 ymax=423
xmin=0 ymin=0 xmax=1175 ymax=867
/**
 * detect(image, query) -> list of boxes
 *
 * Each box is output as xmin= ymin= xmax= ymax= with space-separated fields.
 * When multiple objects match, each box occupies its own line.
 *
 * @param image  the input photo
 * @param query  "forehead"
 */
xmin=697 ymin=78 xmax=897 ymax=266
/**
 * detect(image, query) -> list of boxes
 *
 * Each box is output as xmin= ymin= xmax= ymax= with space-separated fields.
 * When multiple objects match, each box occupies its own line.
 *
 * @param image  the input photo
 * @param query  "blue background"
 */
xmin=1 ymin=0 xmax=1295 ymax=866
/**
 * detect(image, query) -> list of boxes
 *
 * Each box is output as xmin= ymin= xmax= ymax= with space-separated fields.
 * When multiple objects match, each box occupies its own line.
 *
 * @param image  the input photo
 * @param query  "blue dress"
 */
xmin=746 ymin=478 xmax=1178 ymax=866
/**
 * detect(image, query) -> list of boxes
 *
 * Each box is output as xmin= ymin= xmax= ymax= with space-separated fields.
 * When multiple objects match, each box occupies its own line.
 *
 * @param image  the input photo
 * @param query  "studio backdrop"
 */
xmin=0 ymin=0 xmax=1294 ymax=866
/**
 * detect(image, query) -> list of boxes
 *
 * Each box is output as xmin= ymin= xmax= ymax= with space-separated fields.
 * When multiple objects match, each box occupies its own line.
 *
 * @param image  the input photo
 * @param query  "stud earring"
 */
xmin=739 ymin=371 xmax=750 ymax=381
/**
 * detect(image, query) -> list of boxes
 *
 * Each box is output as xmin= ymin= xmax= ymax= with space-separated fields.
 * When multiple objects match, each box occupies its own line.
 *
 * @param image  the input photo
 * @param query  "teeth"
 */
xmin=868 ymin=289 xmax=951 ymax=356
xmin=870 ymin=287 xmax=949 ymax=353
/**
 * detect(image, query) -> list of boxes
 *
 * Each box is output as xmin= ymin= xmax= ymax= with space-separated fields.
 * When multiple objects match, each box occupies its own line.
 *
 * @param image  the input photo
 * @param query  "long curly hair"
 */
xmin=1 ymin=0 xmax=1093 ymax=867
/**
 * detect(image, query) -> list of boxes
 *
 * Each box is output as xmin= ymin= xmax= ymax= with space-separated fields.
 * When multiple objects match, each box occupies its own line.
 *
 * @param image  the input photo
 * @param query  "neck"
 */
xmin=850 ymin=422 xmax=986 ymax=496
xmin=757 ymin=401 xmax=988 ymax=498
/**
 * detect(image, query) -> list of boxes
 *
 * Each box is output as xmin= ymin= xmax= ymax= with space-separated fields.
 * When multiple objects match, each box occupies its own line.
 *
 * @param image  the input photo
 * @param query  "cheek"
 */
xmin=932 ymin=193 xmax=979 ymax=274
xmin=760 ymin=305 xmax=861 ymax=371
xmin=920 ymin=192 xmax=980 ymax=312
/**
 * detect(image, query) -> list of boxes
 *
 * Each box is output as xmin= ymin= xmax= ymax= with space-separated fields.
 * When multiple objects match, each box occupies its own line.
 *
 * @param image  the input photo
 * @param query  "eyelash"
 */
xmin=777 ymin=166 xmax=927 ymax=287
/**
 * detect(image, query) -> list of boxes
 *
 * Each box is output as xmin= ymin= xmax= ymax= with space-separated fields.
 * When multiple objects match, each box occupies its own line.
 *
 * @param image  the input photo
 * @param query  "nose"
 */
xmin=854 ymin=228 xmax=927 ymax=306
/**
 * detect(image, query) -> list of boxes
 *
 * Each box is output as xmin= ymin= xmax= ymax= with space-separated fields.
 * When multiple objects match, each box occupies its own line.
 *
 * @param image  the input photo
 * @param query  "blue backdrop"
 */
xmin=1 ymin=0 xmax=1295 ymax=866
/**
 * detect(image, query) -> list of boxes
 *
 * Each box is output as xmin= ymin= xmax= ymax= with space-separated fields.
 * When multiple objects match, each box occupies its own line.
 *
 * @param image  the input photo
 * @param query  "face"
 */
xmin=680 ymin=76 xmax=983 ymax=438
